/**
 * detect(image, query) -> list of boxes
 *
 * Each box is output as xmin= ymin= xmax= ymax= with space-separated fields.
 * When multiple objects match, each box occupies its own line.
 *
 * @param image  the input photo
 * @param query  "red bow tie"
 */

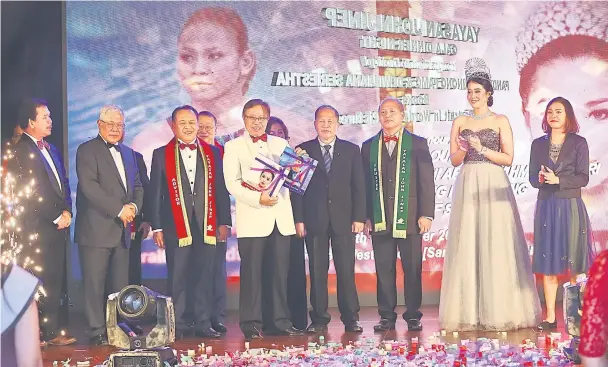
xmin=37 ymin=140 xmax=50 ymax=150
xmin=251 ymin=134 xmax=267 ymax=143
xmin=383 ymin=135 xmax=398 ymax=143
xmin=179 ymin=143 xmax=197 ymax=150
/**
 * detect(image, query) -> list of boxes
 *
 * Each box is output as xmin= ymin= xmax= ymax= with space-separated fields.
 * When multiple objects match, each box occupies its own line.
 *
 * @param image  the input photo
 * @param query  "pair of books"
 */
xmin=241 ymin=147 xmax=318 ymax=196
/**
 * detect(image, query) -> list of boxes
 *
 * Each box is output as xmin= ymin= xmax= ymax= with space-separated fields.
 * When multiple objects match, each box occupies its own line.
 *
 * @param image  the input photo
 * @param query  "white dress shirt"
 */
xmin=178 ymin=139 xmax=198 ymax=193
xmin=153 ymin=139 xmax=198 ymax=234
xmin=25 ymin=133 xmax=61 ymax=190
xmin=24 ymin=133 xmax=63 ymax=224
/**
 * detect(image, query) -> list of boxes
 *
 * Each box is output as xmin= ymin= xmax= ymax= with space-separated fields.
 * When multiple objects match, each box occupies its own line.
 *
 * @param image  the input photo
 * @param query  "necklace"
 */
xmin=471 ymin=110 xmax=493 ymax=120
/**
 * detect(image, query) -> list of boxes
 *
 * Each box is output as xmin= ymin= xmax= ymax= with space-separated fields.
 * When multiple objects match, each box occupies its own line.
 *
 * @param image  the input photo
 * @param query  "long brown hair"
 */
xmin=542 ymin=97 xmax=579 ymax=134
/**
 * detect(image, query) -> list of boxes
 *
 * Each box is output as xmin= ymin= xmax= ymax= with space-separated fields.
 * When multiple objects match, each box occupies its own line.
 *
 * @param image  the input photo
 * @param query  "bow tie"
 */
xmin=36 ymin=140 xmax=50 ymax=150
xmin=179 ymin=142 xmax=197 ymax=150
xmin=383 ymin=135 xmax=398 ymax=143
xmin=106 ymin=142 xmax=121 ymax=151
xmin=251 ymin=134 xmax=267 ymax=143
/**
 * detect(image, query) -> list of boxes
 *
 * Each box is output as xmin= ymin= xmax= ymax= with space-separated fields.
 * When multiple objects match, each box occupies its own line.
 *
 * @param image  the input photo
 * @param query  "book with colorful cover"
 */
xmin=279 ymin=146 xmax=318 ymax=195
xmin=242 ymin=153 xmax=290 ymax=197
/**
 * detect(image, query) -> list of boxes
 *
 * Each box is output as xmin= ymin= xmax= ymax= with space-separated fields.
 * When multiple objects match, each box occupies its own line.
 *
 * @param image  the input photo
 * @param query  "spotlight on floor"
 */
xmin=107 ymin=285 xmax=175 ymax=349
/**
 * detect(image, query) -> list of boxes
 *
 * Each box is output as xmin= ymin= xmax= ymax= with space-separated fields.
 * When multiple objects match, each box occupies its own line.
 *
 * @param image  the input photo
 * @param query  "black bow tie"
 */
xmin=107 ymin=142 xmax=120 ymax=151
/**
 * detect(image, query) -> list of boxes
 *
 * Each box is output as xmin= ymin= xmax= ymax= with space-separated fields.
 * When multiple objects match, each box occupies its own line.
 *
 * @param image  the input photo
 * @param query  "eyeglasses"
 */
xmin=244 ymin=115 xmax=269 ymax=123
xmin=100 ymin=120 xmax=124 ymax=130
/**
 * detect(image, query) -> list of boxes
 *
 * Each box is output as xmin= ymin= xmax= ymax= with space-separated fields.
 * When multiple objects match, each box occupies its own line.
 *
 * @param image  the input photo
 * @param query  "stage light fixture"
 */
xmin=107 ymin=285 xmax=175 ymax=350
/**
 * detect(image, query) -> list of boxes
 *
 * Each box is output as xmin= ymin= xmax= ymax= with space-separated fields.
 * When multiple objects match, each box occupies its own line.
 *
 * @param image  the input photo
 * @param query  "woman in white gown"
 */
xmin=438 ymin=58 xmax=541 ymax=331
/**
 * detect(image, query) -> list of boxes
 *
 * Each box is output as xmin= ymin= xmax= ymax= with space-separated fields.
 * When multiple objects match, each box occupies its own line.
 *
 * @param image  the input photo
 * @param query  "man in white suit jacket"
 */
xmin=223 ymin=99 xmax=305 ymax=340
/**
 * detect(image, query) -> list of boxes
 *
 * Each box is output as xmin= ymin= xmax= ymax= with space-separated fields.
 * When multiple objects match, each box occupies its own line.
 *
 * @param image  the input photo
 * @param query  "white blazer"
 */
xmin=223 ymin=134 xmax=296 ymax=238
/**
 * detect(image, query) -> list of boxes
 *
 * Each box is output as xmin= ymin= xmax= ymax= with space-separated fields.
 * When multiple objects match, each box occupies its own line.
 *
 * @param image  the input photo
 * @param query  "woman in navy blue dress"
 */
xmin=529 ymin=96 xmax=596 ymax=331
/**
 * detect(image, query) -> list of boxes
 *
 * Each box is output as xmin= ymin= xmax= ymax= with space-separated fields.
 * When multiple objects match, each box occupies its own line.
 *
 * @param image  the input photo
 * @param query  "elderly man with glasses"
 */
xmin=74 ymin=105 xmax=144 ymax=345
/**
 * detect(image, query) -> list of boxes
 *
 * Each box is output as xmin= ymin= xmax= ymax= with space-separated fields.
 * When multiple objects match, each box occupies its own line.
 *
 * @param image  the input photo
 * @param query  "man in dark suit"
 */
xmin=11 ymin=98 xmax=76 ymax=346
xmin=292 ymin=105 xmax=365 ymax=333
xmin=128 ymin=150 xmax=151 ymax=285
xmin=361 ymin=97 xmax=435 ymax=332
xmin=75 ymin=105 xmax=144 ymax=345
xmin=197 ymin=110 xmax=228 ymax=334
xmin=149 ymin=106 xmax=231 ymax=339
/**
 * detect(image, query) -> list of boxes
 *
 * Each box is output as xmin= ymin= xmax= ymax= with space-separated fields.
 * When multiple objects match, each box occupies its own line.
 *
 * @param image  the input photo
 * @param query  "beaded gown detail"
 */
xmin=439 ymin=128 xmax=541 ymax=331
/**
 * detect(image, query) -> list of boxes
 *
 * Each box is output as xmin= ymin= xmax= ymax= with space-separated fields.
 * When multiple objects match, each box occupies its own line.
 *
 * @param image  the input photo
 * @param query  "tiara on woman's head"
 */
xmin=515 ymin=1 xmax=608 ymax=74
xmin=465 ymin=57 xmax=492 ymax=82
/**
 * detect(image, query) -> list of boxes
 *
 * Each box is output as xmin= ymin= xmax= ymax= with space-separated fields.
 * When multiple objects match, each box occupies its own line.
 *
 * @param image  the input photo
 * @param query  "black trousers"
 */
xmin=372 ymin=233 xmax=423 ymax=322
xmin=182 ymin=241 xmax=226 ymax=327
xmin=286 ymin=237 xmax=308 ymax=330
xmin=211 ymin=241 xmax=227 ymax=324
xmin=165 ymin=221 xmax=215 ymax=333
xmin=307 ymin=226 xmax=360 ymax=325
xmin=79 ymin=243 xmax=129 ymax=337
xmin=128 ymin=230 xmax=143 ymax=286
xmin=38 ymin=228 xmax=69 ymax=339
xmin=238 ymin=225 xmax=292 ymax=333
xmin=263 ymin=236 xmax=308 ymax=331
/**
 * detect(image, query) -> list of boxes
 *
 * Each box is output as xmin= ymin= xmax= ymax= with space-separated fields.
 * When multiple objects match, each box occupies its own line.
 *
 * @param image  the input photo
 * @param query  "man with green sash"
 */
xmin=362 ymin=97 xmax=435 ymax=332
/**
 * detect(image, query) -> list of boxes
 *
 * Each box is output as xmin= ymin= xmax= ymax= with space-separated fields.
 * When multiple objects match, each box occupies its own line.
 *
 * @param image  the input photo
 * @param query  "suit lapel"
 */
xmin=192 ymin=149 xmax=205 ymax=194
xmin=382 ymin=140 xmax=393 ymax=162
xmin=46 ymin=145 xmax=64 ymax=195
xmin=328 ymin=138 xmax=344 ymax=179
xmin=21 ymin=134 xmax=61 ymax=196
xmin=97 ymin=136 xmax=126 ymax=193
xmin=119 ymin=144 xmax=132 ymax=194
xmin=539 ymin=135 xmax=551 ymax=168
xmin=27 ymin=139 xmax=62 ymax=197
xmin=554 ymin=133 xmax=572 ymax=173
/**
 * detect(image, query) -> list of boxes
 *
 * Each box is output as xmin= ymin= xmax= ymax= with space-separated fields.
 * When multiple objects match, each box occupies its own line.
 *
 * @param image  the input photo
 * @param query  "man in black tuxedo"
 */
xmin=292 ymin=105 xmax=365 ymax=333
xmin=75 ymin=105 xmax=144 ymax=345
xmin=11 ymin=98 xmax=76 ymax=346
xmin=361 ymin=97 xmax=435 ymax=332
xmin=149 ymin=105 xmax=231 ymax=339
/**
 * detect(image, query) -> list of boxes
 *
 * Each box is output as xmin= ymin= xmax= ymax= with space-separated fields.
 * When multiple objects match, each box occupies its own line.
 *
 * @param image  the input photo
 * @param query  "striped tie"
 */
xmin=323 ymin=145 xmax=332 ymax=173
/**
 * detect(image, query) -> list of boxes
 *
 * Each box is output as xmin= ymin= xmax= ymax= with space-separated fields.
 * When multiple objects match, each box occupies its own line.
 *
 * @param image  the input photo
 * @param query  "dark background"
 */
xmin=2 ymin=1 xmax=65 ymax=155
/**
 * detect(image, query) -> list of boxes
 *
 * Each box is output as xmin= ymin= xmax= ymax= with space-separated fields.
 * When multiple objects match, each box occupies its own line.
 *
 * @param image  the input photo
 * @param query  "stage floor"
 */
xmin=42 ymin=305 xmax=567 ymax=366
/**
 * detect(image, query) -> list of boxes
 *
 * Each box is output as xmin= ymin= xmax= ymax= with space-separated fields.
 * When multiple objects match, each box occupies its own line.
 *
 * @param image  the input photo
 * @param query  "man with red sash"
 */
xmin=149 ymin=105 xmax=231 ymax=339
xmin=197 ymin=110 xmax=228 ymax=334
xmin=361 ymin=97 xmax=435 ymax=332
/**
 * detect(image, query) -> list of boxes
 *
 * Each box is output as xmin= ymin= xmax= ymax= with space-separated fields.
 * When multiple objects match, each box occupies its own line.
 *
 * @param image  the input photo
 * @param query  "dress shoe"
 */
xmin=306 ymin=323 xmax=328 ymax=334
xmin=195 ymin=328 xmax=222 ymax=339
xmin=48 ymin=335 xmax=77 ymax=346
xmin=243 ymin=330 xmax=262 ymax=341
xmin=536 ymin=319 xmax=558 ymax=331
xmin=89 ymin=334 xmax=109 ymax=346
xmin=345 ymin=321 xmax=363 ymax=333
xmin=270 ymin=326 xmax=304 ymax=336
xmin=212 ymin=322 xmax=228 ymax=333
xmin=407 ymin=318 xmax=423 ymax=331
xmin=373 ymin=319 xmax=396 ymax=332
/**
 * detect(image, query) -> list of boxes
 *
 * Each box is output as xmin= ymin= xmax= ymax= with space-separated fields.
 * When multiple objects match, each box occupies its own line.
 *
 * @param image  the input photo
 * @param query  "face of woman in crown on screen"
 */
xmin=177 ymin=21 xmax=254 ymax=111
xmin=522 ymin=54 xmax=608 ymax=193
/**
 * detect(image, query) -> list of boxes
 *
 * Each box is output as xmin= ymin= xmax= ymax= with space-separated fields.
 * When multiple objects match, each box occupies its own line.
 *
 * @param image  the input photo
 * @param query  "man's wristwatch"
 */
xmin=480 ymin=146 xmax=487 ymax=154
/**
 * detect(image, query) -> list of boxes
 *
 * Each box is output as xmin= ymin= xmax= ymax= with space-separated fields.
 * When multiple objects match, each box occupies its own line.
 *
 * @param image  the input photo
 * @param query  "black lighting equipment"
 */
xmin=106 ymin=285 xmax=175 ymax=350
xmin=107 ymin=348 xmax=178 ymax=367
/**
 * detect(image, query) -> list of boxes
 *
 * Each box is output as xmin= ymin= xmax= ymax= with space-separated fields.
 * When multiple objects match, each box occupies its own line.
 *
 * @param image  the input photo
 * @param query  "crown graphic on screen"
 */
xmin=515 ymin=1 xmax=608 ymax=74
xmin=464 ymin=57 xmax=491 ymax=83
